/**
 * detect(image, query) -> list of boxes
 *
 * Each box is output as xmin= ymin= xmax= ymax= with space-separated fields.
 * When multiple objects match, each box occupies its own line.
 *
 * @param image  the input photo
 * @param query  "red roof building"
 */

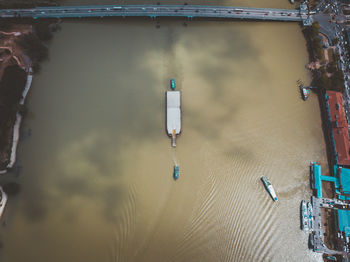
xmin=326 ymin=91 xmax=350 ymax=166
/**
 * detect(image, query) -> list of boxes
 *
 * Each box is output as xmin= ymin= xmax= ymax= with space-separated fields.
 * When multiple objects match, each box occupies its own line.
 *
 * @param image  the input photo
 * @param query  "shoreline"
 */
xmin=0 ymin=70 xmax=33 ymax=173
xmin=0 ymin=17 xmax=55 ymax=174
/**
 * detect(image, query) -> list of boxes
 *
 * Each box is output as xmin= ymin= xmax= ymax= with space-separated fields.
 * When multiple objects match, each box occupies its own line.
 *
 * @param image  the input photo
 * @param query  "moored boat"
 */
xmin=307 ymin=202 xmax=313 ymax=230
xmin=261 ymin=176 xmax=278 ymax=202
xmin=173 ymin=165 xmax=179 ymax=180
xmin=301 ymin=200 xmax=309 ymax=231
xmin=0 ymin=186 xmax=8 ymax=219
xmin=308 ymin=233 xmax=314 ymax=250
xmin=301 ymin=87 xmax=310 ymax=101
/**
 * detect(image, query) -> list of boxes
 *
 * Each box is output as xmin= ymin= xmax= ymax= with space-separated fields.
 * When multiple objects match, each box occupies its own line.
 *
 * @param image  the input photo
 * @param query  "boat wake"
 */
xmin=172 ymin=147 xmax=178 ymax=166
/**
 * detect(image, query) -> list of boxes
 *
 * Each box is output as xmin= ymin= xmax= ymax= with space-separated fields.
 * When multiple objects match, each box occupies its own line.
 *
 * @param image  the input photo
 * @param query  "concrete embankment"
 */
xmin=0 ymin=72 xmax=33 ymax=173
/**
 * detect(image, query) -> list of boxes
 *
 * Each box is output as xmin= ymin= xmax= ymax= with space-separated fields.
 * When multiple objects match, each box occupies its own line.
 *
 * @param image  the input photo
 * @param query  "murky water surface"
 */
xmin=0 ymin=1 xmax=326 ymax=261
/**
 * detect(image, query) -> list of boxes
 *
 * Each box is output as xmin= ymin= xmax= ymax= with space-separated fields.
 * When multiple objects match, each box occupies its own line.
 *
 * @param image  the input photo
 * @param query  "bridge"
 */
xmin=0 ymin=4 xmax=307 ymax=23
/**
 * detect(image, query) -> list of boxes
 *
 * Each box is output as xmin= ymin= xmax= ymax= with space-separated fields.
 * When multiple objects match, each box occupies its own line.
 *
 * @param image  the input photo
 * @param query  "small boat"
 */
xmin=290 ymin=0 xmax=294 ymax=4
xmin=308 ymin=202 xmax=313 ymax=230
xmin=0 ymin=186 xmax=8 ymax=219
xmin=261 ymin=176 xmax=278 ymax=201
xmin=301 ymin=200 xmax=309 ymax=231
xmin=170 ymin=78 xmax=176 ymax=90
xmin=173 ymin=165 xmax=179 ymax=180
xmin=326 ymin=256 xmax=337 ymax=261
xmin=300 ymin=87 xmax=310 ymax=101
xmin=308 ymin=233 xmax=314 ymax=250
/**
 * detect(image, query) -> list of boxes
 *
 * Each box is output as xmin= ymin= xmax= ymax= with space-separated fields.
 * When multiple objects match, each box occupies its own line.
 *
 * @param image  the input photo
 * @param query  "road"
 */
xmin=312 ymin=197 xmax=345 ymax=256
xmin=0 ymin=5 xmax=302 ymax=22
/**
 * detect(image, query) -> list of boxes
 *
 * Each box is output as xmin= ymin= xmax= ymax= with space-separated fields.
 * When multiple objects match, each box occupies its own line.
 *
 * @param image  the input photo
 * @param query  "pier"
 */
xmin=0 ymin=4 xmax=309 ymax=23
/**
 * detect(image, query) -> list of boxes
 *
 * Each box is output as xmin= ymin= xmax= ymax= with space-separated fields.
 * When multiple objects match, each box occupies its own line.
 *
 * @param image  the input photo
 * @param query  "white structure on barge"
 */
xmin=166 ymin=91 xmax=181 ymax=147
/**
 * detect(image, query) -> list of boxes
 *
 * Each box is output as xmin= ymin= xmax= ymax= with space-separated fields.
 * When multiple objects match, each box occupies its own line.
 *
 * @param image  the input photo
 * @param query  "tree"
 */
xmin=16 ymin=33 xmax=48 ymax=62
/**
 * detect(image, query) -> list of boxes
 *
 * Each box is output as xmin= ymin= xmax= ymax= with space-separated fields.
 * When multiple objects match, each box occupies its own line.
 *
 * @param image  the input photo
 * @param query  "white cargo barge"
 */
xmin=166 ymin=91 xmax=181 ymax=147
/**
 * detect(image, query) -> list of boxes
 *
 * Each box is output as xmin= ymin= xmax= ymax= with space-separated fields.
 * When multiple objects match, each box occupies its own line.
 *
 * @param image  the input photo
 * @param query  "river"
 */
xmin=0 ymin=1 xmax=326 ymax=261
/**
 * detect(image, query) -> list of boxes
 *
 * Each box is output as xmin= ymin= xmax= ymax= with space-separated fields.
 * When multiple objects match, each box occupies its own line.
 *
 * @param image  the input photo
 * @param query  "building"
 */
xmin=337 ymin=209 xmax=350 ymax=237
xmin=325 ymin=91 xmax=350 ymax=166
xmin=334 ymin=209 xmax=350 ymax=252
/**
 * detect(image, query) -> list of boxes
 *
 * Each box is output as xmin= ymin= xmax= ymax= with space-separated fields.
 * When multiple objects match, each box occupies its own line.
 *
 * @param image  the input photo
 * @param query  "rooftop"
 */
xmin=337 ymin=209 xmax=350 ymax=236
xmin=338 ymin=167 xmax=350 ymax=195
xmin=326 ymin=91 xmax=350 ymax=166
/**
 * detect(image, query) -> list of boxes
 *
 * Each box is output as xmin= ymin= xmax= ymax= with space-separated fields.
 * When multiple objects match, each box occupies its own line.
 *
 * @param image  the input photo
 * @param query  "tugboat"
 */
xmin=301 ymin=200 xmax=309 ymax=231
xmin=261 ymin=176 xmax=278 ymax=202
xmin=297 ymin=79 xmax=310 ymax=101
xmin=0 ymin=186 xmax=8 ymax=219
xmin=301 ymin=87 xmax=310 ymax=101
xmin=173 ymin=165 xmax=179 ymax=180
xmin=308 ymin=202 xmax=313 ymax=230
xmin=170 ymin=78 xmax=176 ymax=90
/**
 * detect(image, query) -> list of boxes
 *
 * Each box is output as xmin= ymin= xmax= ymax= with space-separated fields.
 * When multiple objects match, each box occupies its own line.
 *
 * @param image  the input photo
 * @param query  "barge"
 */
xmin=166 ymin=91 xmax=181 ymax=147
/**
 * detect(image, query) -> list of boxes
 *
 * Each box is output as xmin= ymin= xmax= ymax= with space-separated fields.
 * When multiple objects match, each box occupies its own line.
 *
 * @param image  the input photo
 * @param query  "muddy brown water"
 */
xmin=0 ymin=0 xmax=326 ymax=261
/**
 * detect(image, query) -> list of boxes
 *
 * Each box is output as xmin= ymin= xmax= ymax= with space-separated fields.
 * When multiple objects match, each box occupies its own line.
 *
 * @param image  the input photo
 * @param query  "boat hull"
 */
xmin=301 ymin=200 xmax=309 ymax=231
xmin=261 ymin=176 xmax=278 ymax=202
xmin=173 ymin=166 xmax=179 ymax=180
xmin=307 ymin=202 xmax=313 ymax=230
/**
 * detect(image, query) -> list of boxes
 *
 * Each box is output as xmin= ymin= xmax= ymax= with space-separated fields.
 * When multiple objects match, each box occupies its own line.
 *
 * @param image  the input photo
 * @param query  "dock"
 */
xmin=166 ymin=91 xmax=181 ymax=147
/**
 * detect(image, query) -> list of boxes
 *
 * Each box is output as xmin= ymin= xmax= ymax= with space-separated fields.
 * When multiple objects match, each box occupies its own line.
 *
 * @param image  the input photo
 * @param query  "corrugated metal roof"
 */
xmin=339 ymin=167 xmax=350 ymax=194
xmin=314 ymin=163 xmax=323 ymax=198
xmin=326 ymin=91 xmax=350 ymax=166
xmin=338 ymin=209 xmax=350 ymax=236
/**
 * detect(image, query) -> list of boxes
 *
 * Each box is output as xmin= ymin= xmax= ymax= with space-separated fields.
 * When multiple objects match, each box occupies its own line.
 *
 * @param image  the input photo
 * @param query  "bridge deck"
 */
xmin=0 ymin=5 xmax=302 ymax=22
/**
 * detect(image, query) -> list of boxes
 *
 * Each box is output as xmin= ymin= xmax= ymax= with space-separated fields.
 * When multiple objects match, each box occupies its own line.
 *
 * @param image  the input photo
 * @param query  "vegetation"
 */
xmin=332 ymin=38 xmax=339 ymax=45
xmin=0 ymin=1 xmax=60 ymax=169
xmin=308 ymin=0 xmax=321 ymax=9
xmin=302 ymin=22 xmax=346 ymax=93
xmin=16 ymin=33 xmax=49 ymax=72
xmin=303 ymin=22 xmax=325 ymax=62
xmin=314 ymin=65 xmax=345 ymax=93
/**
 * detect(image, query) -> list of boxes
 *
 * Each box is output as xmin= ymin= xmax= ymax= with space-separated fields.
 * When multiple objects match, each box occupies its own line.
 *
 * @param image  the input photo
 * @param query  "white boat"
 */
xmin=307 ymin=202 xmax=313 ymax=230
xmin=301 ymin=200 xmax=309 ymax=231
xmin=0 ymin=186 xmax=7 ymax=219
xmin=166 ymin=91 xmax=181 ymax=147
xmin=261 ymin=176 xmax=278 ymax=202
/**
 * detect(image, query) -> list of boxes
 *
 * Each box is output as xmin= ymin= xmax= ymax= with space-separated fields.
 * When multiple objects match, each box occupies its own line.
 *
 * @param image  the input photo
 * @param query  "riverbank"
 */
xmin=303 ymin=22 xmax=345 ymax=93
xmin=0 ymin=19 xmax=56 ymax=174
xmin=303 ymin=20 xmax=350 ymax=260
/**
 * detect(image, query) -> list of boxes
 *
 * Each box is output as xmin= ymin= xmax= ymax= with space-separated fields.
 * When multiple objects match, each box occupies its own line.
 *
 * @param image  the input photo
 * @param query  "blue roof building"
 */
xmin=337 ymin=209 xmax=350 ymax=237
